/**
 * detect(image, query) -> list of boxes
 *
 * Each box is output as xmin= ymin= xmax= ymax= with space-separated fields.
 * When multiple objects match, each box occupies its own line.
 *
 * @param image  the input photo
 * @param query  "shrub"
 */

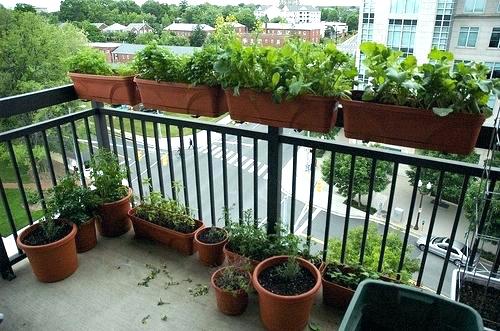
xmin=67 ymin=47 xmax=135 ymax=76
xmin=89 ymin=149 xmax=128 ymax=203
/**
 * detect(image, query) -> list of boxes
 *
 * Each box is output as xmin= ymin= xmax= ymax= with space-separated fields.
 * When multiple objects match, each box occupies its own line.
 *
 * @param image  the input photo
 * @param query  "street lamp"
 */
xmin=414 ymin=180 xmax=432 ymax=230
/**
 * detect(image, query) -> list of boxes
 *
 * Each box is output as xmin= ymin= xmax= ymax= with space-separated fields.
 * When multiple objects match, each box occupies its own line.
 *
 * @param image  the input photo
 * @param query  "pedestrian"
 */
xmin=188 ymin=138 xmax=193 ymax=149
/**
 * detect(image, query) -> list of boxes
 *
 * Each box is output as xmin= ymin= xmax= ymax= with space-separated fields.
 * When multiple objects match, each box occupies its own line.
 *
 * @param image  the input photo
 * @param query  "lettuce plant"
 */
xmin=67 ymin=47 xmax=134 ymax=76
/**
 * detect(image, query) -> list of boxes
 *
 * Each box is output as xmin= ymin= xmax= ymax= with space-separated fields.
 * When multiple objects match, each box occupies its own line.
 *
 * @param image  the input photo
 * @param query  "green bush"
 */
xmin=67 ymin=47 xmax=134 ymax=76
xmin=134 ymin=42 xmax=189 ymax=82
xmin=90 ymin=149 xmax=128 ymax=203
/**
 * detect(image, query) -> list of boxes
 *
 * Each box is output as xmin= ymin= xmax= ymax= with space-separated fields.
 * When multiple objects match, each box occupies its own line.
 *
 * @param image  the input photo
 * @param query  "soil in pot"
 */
xmin=195 ymin=227 xmax=228 ymax=266
xmin=460 ymin=280 xmax=499 ymax=329
xmin=258 ymin=262 xmax=316 ymax=296
xmin=22 ymin=222 xmax=72 ymax=246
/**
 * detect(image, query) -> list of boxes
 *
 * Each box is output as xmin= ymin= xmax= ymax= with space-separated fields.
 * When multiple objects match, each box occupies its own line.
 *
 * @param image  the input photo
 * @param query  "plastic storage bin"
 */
xmin=339 ymin=280 xmax=483 ymax=331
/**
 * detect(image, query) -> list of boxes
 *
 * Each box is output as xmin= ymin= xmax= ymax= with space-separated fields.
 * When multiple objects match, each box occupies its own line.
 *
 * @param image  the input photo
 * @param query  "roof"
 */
xmin=126 ymin=23 xmax=151 ymax=32
xmin=227 ymin=22 xmax=246 ymax=28
xmin=90 ymin=42 xmax=121 ymax=48
xmin=163 ymin=23 xmax=215 ymax=32
xmin=111 ymin=43 xmax=199 ymax=56
xmin=103 ymin=23 xmax=127 ymax=32
xmin=265 ymin=22 xmax=322 ymax=30
xmin=287 ymin=5 xmax=320 ymax=12
xmin=91 ymin=23 xmax=107 ymax=28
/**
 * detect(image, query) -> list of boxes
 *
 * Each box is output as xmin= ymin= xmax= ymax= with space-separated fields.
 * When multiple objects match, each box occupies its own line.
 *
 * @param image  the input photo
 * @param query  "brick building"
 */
xmin=89 ymin=42 xmax=121 ymax=63
xmin=163 ymin=23 xmax=215 ymax=38
xmin=240 ymin=23 xmax=321 ymax=47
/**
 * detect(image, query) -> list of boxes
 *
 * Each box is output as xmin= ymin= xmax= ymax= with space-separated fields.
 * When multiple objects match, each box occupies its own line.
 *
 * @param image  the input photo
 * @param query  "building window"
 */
xmin=387 ymin=19 xmax=417 ymax=55
xmin=489 ymin=27 xmax=500 ymax=48
xmin=432 ymin=0 xmax=454 ymax=50
xmin=464 ymin=0 xmax=485 ymax=13
xmin=390 ymin=0 xmax=419 ymax=14
xmin=485 ymin=62 xmax=500 ymax=79
xmin=458 ymin=27 xmax=479 ymax=47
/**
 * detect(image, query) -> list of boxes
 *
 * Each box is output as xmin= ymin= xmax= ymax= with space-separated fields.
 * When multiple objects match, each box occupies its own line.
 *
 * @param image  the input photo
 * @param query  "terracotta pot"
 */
xmin=211 ymin=267 xmax=250 ymax=315
xmin=194 ymin=227 xmax=228 ymax=266
xmin=97 ymin=188 xmax=132 ymax=238
xmin=223 ymin=243 xmax=260 ymax=272
xmin=75 ymin=217 xmax=98 ymax=253
xmin=253 ymin=256 xmax=322 ymax=331
xmin=69 ymin=73 xmax=139 ymax=105
xmin=16 ymin=222 xmax=78 ymax=283
xmin=129 ymin=209 xmax=204 ymax=255
xmin=134 ymin=78 xmax=226 ymax=117
xmin=224 ymin=88 xmax=338 ymax=133
xmin=321 ymin=276 xmax=355 ymax=310
xmin=341 ymin=98 xmax=485 ymax=155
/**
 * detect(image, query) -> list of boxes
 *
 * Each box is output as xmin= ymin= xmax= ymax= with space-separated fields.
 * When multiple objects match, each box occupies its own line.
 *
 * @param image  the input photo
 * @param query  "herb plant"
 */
xmin=134 ymin=42 xmax=189 ymax=83
xmin=22 ymin=215 xmax=72 ymax=246
xmin=90 ymin=149 xmax=128 ymax=203
xmin=67 ymin=47 xmax=135 ymax=76
xmin=199 ymin=226 xmax=227 ymax=243
xmin=275 ymin=256 xmax=301 ymax=282
xmin=214 ymin=266 xmax=251 ymax=296
xmin=324 ymin=262 xmax=379 ymax=290
xmin=360 ymin=41 xmax=500 ymax=116
xmin=215 ymin=38 xmax=357 ymax=102
xmin=135 ymin=192 xmax=197 ymax=233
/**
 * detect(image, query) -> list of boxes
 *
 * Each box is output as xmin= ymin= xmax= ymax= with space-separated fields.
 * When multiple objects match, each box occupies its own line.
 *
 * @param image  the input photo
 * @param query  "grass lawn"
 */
xmin=0 ymin=161 xmax=32 ymax=184
xmin=0 ymin=188 xmax=44 ymax=237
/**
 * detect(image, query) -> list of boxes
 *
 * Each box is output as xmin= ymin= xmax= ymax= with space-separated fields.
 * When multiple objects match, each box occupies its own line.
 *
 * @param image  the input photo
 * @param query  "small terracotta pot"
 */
xmin=129 ymin=209 xmax=204 ymax=255
xmin=75 ymin=217 xmax=98 ymax=253
xmin=223 ymin=243 xmax=260 ymax=272
xmin=134 ymin=78 xmax=226 ymax=117
xmin=253 ymin=256 xmax=322 ymax=331
xmin=97 ymin=188 xmax=132 ymax=238
xmin=211 ymin=267 xmax=250 ymax=315
xmin=16 ymin=222 xmax=78 ymax=283
xmin=341 ymin=98 xmax=485 ymax=155
xmin=321 ymin=276 xmax=355 ymax=310
xmin=194 ymin=227 xmax=228 ymax=266
xmin=224 ymin=88 xmax=338 ymax=133
xmin=69 ymin=73 xmax=139 ymax=105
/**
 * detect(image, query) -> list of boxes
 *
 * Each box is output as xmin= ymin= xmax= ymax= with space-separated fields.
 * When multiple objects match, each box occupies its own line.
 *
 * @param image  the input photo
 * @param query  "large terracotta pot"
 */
xmin=341 ymin=98 xmax=485 ymax=155
xmin=97 ymin=188 xmax=132 ymax=238
xmin=134 ymin=78 xmax=226 ymax=117
xmin=253 ymin=256 xmax=322 ymax=331
xmin=16 ymin=222 xmax=78 ymax=283
xmin=211 ymin=267 xmax=250 ymax=316
xmin=75 ymin=217 xmax=98 ymax=253
xmin=224 ymin=88 xmax=338 ymax=133
xmin=69 ymin=73 xmax=140 ymax=105
xmin=223 ymin=243 xmax=260 ymax=272
xmin=129 ymin=209 xmax=204 ymax=255
xmin=194 ymin=227 xmax=228 ymax=266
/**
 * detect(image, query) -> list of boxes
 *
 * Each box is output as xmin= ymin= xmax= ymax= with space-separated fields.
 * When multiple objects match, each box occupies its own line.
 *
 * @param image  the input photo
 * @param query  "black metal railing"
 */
xmin=0 ymin=85 xmax=499 ymax=300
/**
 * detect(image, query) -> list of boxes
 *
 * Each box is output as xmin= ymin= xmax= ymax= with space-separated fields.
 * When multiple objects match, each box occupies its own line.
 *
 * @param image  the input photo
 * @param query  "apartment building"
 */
xmin=240 ymin=22 xmax=321 ymax=47
xmin=254 ymin=4 xmax=321 ymax=24
xmin=163 ymin=23 xmax=215 ymax=38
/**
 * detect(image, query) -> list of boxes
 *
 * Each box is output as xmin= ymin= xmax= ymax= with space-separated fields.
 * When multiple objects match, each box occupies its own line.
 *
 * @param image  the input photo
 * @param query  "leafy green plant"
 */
xmin=323 ymin=262 xmax=379 ymax=290
xmin=360 ymin=42 xmax=500 ymax=116
xmin=200 ymin=226 xmax=227 ymax=243
xmin=134 ymin=42 xmax=189 ymax=83
xmin=214 ymin=266 xmax=251 ymax=296
xmin=184 ymin=45 xmax=219 ymax=86
xmin=90 ymin=149 xmax=128 ymax=203
xmin=225 ymin=210 xmax=300 ymax=261
xmin=135 ymin=191 xmax=196 ymax=233
xmin=215 ymin=38 xmax=357 ymax=102
xmin=67 ymin=47 xmax=134 ymax=76
xmin=46 ymin=174 xmax=99 ymax=226
xmin=275 ymin=256 xmax=301 ymax=282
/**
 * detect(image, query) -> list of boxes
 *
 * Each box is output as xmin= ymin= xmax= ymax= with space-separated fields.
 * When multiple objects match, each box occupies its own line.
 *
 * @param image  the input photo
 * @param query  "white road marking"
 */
xmin=258 ymin=164 xmax=268 ymax=176
xmin=242 ymin=159 xmax=253 ymax=170
xmin=296 ymin=208 xmax=321 ymax=235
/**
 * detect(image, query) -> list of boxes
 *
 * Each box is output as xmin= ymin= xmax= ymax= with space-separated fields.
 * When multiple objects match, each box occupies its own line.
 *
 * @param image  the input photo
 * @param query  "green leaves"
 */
xmin=271 ymin=72 xmax=280 ymax=88
xmin=66 ymin=47 xmax=114 ymax=76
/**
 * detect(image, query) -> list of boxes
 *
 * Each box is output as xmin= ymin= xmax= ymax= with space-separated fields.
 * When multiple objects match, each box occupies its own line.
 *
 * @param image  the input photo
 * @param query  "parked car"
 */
xmin=416 ymin=236 xmax=478 ymax=266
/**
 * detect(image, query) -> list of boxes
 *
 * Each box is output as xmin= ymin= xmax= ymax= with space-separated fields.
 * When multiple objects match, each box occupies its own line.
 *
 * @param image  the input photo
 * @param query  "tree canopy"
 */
xmin=321 ymin=7 xmax=359 ymax=32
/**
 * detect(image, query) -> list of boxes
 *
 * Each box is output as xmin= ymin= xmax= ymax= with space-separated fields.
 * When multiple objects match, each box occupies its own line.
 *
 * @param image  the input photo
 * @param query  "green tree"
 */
xmin=75 ymin=21 xmax=106 ymax=42
xmin=159 ymin=32 xmax=189 ymax=46
xmin=321 ymin=152 xmax=392 ymax=207
xmin=234 ymin=8 xmax=256 ymax=30
xmin=141 ymin=0 xmax=166 ymax=21
xmin=270 ymin=16 xmax=286 ymax=23
xmin=14 ymin=3 xmax=36 ymax=13
xmin=406 ymin=150 xmax=480 ymax=204
xmin=189 ymin=24 xmax=207 ymax=47
xmin=179 ymin=0 xmax=188 ymax=15
xmin=134 ymin=31 xmax=158 ymax=44
xmin=327 ymin=224 xmax=420 ymax=282
xmin=464 ymin=179 xmax=500 ymax=238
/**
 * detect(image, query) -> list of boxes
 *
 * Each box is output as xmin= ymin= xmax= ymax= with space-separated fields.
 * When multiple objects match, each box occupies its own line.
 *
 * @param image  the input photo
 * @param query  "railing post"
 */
xmin=92 ymin=101 xmax=110 ymax=150
xmin=266 ymin=126 xmax=282 ymax=235
xmin=0 ymin=238 xmax=15 ymax=280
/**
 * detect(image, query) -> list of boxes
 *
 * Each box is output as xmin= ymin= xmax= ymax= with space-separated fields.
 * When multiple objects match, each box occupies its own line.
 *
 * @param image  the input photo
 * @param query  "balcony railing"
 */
xmin=0 ymin=85 xmax=499 ymax=301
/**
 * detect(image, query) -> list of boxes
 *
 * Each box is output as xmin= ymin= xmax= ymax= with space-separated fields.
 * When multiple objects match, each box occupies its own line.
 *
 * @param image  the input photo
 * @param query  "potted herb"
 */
xmin=215 ymin=39 xmax=356 ymax=132
xmin=321 ymin=262 xmax=379 ymax=310
xmin=211 ymin=265 xmax=251 ymax=315
xmin=46 ymin=174 xmax=99 ymax=253
xmin=16 ymin=216 xmax=78 ymax=282
xmin=194 ymin=226 xmax=228 ymax=266
xmin=129 ymin=192 xmax=204 ymax=255
xmin=90 ymin=149 xmax=132 ymax=237
xmin=134 ymin=42 xmax=225 ymax=117
xmin=342 ymin=42 xmax=500 ymax=154
xmin=67 ymin=47 xmax=139 ymax=105
xmin=298 ymin=246 xmax=324 ymax=272
xmin=253 ymin=256 xmax=321 ymax=331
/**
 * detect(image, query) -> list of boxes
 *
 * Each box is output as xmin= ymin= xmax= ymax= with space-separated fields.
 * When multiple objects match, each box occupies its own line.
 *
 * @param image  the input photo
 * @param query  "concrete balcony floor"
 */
xmin=0 ymin=232 xmax=342 ymax=330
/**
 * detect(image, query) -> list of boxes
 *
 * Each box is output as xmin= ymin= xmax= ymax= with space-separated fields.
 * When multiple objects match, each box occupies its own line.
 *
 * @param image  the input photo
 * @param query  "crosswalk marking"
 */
xmin=258 ymin=164 xmax=268 ymax=176
xmin=242 ymin=159 xmax=253 ymax=170
xmin=212 ymin=146 xmax=222 ymax=155
xmin=227 ymin=153 xmax=238 ymax=164
xmin=249 ymin=161 xmax=260 ymax=173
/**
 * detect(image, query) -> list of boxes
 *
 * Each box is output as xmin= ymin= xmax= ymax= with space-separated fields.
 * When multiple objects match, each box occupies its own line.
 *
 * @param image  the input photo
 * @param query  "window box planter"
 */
xmin=321 ymin=264 xmax=356 ymax=310
xmin=75 ymin=216 xmax=98 ymax=253
xmin=16 ymin=221 xmax=78 ymax=283
xmin=224 ymin=89 xmax=338 ymax=133
xmin=97 ymin=187 xmax=132 ymax=238
xmin=69 ymin=73 xmax=140 ymax=105
xmin=129 ymin=209 xmax=204 ymax=256
xmin=211 ymin=267 xmax=251 ymax=316
xmin=223 ymin=242 xmax=260 ymax=272
xmin=253 ymin=256 xmax=322 ymax=331
xmin=134 ymin=78 xmax=226 ymax=117
xmin=194 ymin=227 xmax=228 ymax=266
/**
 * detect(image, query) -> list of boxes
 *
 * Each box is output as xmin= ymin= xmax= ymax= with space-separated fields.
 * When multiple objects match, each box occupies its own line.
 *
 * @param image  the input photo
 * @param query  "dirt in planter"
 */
xmin=460 ymin=281 xmax=499 ymax=329
xmin=258 ymin=263 xmax=316 ymax=296
xmin=198 ymin=228 xmax=226 ymax=244
xmin=22 ymin=222 xmax=72 ymax=246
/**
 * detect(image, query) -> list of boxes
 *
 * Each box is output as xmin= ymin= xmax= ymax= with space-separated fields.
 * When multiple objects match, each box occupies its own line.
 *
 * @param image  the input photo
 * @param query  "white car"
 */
xmin=416 ymin=236 xmax=478 ymax=266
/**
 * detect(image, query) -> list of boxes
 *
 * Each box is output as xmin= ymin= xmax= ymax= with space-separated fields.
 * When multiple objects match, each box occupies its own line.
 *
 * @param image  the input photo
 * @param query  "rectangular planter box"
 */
xmin=341 ymin=98 xmax=485 ymax=155
xmin=224 ymin=89 xmax=338 ymax=133
xmin=134 ymin=78 xmax=226 ymax=117
xmin=69 ymin=73 xmax=140 ymax=105
xmin=129 ymin=209 xmax=204 ymax=256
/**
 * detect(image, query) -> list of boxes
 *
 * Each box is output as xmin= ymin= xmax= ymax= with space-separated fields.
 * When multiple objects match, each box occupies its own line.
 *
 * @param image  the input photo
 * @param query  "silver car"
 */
xmin=416 ymin=236 xmax=477 ymax=266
